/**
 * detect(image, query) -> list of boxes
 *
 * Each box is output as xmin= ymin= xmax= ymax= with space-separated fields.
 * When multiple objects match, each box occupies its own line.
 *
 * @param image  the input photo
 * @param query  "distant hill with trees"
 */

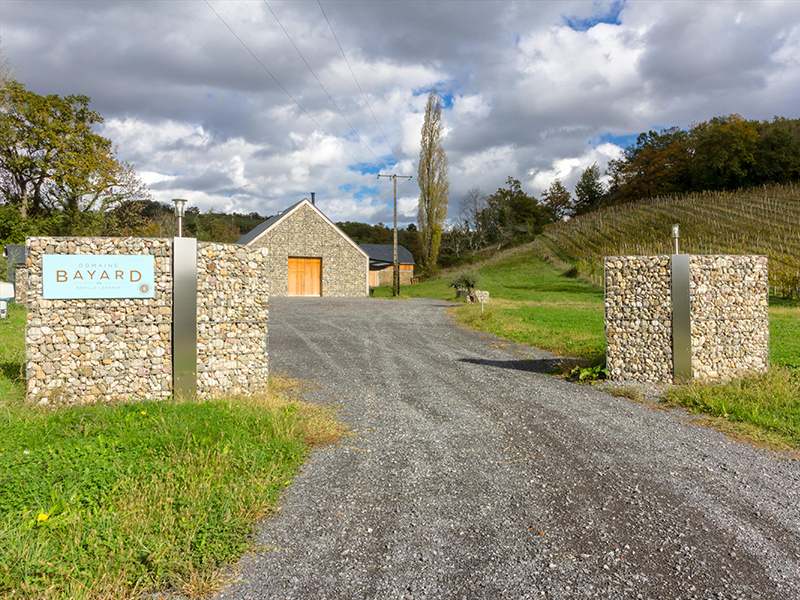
xmin=438 ymin=113 xmax=800 ymax=272
xmin=531 ymin=183 xmax=800 ymax=298
xmin=606 ymin=114 xmax=800 ymax=204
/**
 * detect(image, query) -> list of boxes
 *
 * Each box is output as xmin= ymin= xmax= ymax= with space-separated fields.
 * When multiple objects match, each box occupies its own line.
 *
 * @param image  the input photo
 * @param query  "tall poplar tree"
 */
xmin=417 ymin=92 xmax=449 ymax=273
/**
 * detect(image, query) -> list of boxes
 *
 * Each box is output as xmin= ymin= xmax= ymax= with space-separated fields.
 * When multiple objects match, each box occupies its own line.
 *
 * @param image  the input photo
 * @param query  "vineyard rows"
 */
xmin=532 ymin=183 xmax=800 ymax=297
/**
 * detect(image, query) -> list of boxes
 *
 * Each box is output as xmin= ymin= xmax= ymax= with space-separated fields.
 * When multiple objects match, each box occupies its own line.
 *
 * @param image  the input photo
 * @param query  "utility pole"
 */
xmin=378 ymin=173 xmax=413 ymax=296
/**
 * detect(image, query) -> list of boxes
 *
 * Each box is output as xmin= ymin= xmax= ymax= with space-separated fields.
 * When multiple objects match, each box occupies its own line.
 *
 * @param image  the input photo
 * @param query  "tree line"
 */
xmin=439 ymin=113 xmax=800 ymax=268
xmin=607 ymin=114 xmax=800 ymax=203
xmin=0 ymin=78 xmax=269 ymax=248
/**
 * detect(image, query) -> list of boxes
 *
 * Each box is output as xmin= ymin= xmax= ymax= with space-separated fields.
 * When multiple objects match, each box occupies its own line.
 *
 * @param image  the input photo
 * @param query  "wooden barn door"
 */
xmin=288 ymin=257 xmax=322 ymax=296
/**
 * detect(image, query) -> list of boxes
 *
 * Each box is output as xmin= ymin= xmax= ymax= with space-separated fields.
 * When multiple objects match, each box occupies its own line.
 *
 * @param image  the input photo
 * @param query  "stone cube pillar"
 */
xmin=605 ymin=255 xmax=768 ymax=383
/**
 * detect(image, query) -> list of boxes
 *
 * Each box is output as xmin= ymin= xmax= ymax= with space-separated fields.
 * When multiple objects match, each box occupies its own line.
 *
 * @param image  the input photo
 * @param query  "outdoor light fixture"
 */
xmin=672 ymin=223 xmax=680 ymax=254
xmin=172 ymin=198 xmax=188 ymax=237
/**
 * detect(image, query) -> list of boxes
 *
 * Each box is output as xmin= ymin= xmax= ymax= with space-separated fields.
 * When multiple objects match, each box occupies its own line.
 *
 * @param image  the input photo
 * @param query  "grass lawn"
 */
xmin=0 ymin=304 xmax=343 ymax=599
xmin=666 ymin=368 xmax=800 ymax=449
xmin=375 ymin=247 xmax=800 ymax=448
xmin=374 ymin=253 xmax=607 ymax=363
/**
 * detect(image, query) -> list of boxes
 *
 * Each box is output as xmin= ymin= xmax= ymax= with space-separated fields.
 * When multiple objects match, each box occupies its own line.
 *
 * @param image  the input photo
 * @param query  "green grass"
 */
xmin=666 ymin=368 xmax=800 ymax=449
xmin=770 ymin=304 xmax=800 ymax=369
xmin=0 ymin=304 xmax=343 ymax=599
xmin=0 ymin=303 xmax=26 ymax=403
xmin=373 ymin=254 xmax=606 ymax=363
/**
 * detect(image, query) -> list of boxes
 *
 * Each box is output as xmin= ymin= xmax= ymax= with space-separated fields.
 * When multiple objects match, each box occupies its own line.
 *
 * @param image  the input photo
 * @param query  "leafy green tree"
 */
xmin=605 ymin=114 xmax=800 ymax=205
xmin=541 ymin=179 xmax=573 ymax=220
xmin=753 ymin=118 xmax=800 ymax=184
xmin=0 ymin=80 xmax=149 ymax=229
xmin=689 ymin=114 xmax=759 ymax=190
xmin=606 ymin=128 xmax=691 ymax=203
xmin=480 ymin=177 xmax=551 ymax=245
xmin=417 ymin=92 xmax=449 ymax=273
xmin=573 ymin=163 xmax=606 ymax=215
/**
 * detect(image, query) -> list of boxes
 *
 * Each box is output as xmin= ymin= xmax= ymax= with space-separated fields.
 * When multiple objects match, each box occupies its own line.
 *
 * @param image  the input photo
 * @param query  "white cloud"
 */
xmin=529 ymin=142 xmax=623 ymax=195
xmin=2 ymin=0 xmax=799 ymax=222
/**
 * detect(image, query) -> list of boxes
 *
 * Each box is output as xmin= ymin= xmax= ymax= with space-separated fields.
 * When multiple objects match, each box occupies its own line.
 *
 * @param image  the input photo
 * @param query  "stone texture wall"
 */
xmin=605 ymin=254 xmax=768 ymax=383
xmin=689 ymin=255 xmax=768 ymax=381
xmin=249 ymin=203 xmax=368 ymax=297
xmin=605 ymin=256 xmax=673 ymax=382
xmin=197 ymin=243 xmax=269 ymax=397
xmin=26 ymin=237 xmax=172 ymax=405
xmin=25 ymin=237 xmax=270 ymax=405
xmin=14 ymin=266 xmax=27 ymax=305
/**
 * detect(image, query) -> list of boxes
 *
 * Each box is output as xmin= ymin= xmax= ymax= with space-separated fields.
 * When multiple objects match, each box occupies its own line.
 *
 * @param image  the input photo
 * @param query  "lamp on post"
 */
xmin=172 ymin=198 xmax=188 ymax=237
xmin=671 ymin=224 xmax=680 ymax=254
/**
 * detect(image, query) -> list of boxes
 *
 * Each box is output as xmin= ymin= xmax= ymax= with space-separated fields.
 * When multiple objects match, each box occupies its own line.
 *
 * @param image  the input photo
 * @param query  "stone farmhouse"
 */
xmin=237 ymin=198 xmax=369 ymax=297
xmin=360 ymin=243 xmax=415 ymax=288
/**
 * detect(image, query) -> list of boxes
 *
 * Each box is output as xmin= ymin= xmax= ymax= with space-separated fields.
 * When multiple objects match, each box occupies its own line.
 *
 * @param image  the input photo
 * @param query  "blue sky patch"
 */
xmin=594 ymin=131 xmax=638 ymax=148
xmin=348 ymin=155 xmax=396 ymax=175
xmin=565 ymin=0 xmax=624 ymax=31
xmin=413 ymin=84 xmax=455 ymax=108
xmin=354 ymin=185 xmax=379 ymax=200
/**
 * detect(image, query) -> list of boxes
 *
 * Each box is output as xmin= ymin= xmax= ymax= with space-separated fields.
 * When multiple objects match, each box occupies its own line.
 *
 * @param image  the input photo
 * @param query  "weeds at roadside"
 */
xmin=604 ymin=385 xmax=645 ymax=403
xmin=665 ymin=367 xmax=800 ymax=450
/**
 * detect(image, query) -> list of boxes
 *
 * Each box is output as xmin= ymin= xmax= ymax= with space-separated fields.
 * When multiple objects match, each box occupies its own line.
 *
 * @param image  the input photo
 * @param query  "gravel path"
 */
xmin=217 ymin=298 xmax=800 ymax=600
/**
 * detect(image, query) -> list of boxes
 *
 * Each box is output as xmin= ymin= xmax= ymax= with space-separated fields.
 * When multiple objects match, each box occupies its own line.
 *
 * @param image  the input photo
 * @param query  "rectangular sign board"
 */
xmin=42 ymin=254 xmax=156 ymax=299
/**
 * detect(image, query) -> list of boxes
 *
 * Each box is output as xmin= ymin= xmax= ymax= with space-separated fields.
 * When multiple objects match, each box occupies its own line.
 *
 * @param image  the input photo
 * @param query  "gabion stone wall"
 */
xmin=249 ymin=202 xmax=368 ymax=297
xmin=26 ymin=237 xmax=269 ymax=405
xmin=689 ymin=255 xmax=768 ymax=380
xmin=14 ymin=266 xmax=27 ymax=305
xmin=197 ymin=243 xmax=269 ymax=397
xmin=605 ymin=255 xmax=768 ymax=383
xmin=605 ymin=256 xmax=673 ymax=382
xmin=26 ymin=237 xmax=173 ymax=405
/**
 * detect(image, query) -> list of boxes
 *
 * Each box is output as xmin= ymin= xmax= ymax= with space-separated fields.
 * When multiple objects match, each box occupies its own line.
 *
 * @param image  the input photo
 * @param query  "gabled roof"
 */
xmin=236 ymin=199 xmax=305 ymax=246
xmin=237 ymin=198 xmax=368 ymax=259
xmin=360 ymin=243 xmax=415 ymax=265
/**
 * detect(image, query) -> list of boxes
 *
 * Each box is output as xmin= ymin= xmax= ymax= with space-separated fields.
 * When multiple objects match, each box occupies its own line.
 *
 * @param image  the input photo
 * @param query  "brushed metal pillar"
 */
xmin=172 ymin=237 xmax=197 ymax=400
xmin=671 ymin=254 xmax=692 ymax=383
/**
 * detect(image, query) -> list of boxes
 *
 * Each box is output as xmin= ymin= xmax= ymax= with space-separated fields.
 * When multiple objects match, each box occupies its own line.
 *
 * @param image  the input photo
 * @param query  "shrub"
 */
xmin=450 ymin=272 xmax=478 ymax=291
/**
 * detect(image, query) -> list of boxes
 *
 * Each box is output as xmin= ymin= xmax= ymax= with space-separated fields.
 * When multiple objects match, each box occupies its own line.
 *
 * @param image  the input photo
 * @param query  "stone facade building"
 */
xmin=238 ymin=199 xmax=368 ymax=297
xmin=25 ymin=237 xmax=268 ymax=405
xmin=605 ymin=254 xmax=768 ymax=383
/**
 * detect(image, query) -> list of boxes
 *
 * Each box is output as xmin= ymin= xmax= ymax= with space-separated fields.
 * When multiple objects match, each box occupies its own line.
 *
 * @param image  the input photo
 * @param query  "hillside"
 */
xmin=531 ymin=183 xmax=800 ymax=297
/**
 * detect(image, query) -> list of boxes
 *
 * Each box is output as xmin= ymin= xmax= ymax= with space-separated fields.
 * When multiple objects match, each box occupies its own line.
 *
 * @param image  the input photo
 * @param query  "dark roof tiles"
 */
xmin=359 ymin=243 xmax=415 ymax=265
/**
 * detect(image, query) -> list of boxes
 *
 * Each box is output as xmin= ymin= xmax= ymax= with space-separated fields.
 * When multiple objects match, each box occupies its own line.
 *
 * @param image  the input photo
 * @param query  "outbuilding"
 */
xmin=360 ymin=244 xmax=416 ymax=288
xmin=237 ymin=198 xmax=368 ymax=297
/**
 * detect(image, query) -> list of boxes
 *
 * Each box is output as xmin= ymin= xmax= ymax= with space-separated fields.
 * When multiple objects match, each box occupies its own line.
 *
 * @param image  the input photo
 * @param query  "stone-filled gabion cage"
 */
xmin=25 ymin=237 xmax=269 ymax=406
xmin=605 ymin=255 xmax=768 ymax=384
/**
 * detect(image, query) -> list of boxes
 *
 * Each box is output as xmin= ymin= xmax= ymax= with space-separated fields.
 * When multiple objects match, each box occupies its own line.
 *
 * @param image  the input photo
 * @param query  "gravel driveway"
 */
xmin=217 ymin=298 xmax=800 ymax=600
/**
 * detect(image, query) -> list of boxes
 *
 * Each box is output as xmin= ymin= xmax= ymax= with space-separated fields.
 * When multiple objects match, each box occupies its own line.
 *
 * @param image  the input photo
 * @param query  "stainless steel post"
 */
xmin=172 ymin=237 xmax=197 ymax=400
xmin=670 ymin=253 xmax=691 ymax=383
xmin=672 ymin=224 xmax=680 ymax=255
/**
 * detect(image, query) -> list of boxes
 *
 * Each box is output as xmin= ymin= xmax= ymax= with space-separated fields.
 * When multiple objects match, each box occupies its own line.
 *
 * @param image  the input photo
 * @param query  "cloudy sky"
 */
xmin=2 ymin=0 xmax=800 ymax=224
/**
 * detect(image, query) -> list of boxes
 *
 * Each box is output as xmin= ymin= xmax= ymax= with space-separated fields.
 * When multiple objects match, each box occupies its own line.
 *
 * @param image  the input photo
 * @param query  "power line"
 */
xmin=264 ymin=0 xmax=383 ymax=163
xmin=317 ymin=0 xmax=393 ymax=152
xmin=205 ymin=0 xmax=324 ymax=131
